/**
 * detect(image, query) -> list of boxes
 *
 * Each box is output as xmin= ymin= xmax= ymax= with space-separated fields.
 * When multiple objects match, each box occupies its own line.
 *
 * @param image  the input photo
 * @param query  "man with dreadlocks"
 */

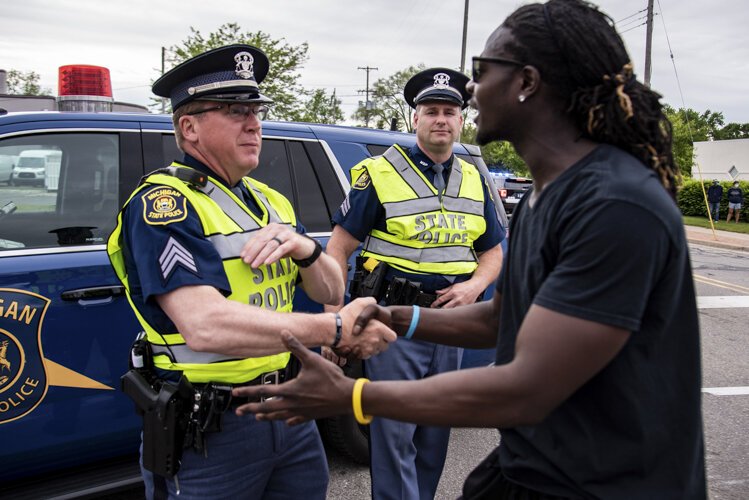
xmin=232 ymin=1 xmax=707 ymax=498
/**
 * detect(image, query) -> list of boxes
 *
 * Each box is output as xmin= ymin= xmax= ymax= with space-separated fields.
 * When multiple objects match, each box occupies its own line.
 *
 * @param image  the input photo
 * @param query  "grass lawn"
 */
xmin=683 ymin=216 xmax=749 ymax=235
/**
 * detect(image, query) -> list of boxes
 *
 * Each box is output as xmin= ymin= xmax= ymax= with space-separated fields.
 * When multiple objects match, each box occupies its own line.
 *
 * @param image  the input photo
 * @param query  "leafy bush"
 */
xmin=677 ymin=179 xmax=747 ymax=219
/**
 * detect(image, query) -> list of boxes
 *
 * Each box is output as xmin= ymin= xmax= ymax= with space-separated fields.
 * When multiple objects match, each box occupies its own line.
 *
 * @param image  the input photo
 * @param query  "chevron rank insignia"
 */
xmin=159 ymin=236 xmax=199 ymax=281
xmin=142 ymin=186 xmax=188 ymax=225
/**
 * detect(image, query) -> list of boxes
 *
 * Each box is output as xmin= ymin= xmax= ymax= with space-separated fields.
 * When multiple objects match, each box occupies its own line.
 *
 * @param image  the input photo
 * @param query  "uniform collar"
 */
xmin=408 ymin=144 xmax=454 ymax=173
xmin=181 ymin=153 xmax=240 ymax=191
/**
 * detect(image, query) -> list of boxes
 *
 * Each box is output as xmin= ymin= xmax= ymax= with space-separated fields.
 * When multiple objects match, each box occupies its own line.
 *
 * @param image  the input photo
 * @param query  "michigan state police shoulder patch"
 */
xmin=352 ymin=171 xmax=371 ymax=190
xmin=141 ymin=186 xmax=188 ymax=225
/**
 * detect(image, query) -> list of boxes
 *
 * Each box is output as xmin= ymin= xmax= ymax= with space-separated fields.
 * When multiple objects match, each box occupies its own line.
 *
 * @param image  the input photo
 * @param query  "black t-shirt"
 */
xmin=494 ymin=145 xmax=706 ymax=499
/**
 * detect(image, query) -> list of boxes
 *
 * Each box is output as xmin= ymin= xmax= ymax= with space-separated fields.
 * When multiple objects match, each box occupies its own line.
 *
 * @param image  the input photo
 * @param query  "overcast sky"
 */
xmin=2 ymin=0 xmax=747 ymax=124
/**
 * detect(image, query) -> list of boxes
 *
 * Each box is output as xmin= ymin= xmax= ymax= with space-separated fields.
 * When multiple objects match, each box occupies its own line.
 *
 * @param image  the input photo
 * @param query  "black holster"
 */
xmin=121 ymin=335 xmax=192 ymax=478
xmin=349 ymin=256 xmax=389 ymax=301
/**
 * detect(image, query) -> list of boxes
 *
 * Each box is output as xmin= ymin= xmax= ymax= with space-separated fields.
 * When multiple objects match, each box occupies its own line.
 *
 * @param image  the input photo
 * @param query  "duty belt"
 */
xmin=192 ymin=369 xmax=285 ymax=409
xmin=383 ymin=277 xmax=438 ymax=307
xmin=183 ymin=369 xmax=286 ymax=453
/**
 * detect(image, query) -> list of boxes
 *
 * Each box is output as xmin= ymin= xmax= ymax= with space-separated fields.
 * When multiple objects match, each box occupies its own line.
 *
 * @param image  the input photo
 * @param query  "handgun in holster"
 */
xmin=349 ymin=256 xmax=389 ymax=301
xmin=121 ymin=334 xmax=193 ymax=478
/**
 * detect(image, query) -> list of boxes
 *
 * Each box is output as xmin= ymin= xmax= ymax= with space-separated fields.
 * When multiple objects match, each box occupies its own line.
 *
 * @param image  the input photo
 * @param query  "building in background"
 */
xmin=0 ymin=67 xmax=147 ymax=113
xmin=694 ymin=138 xmax=747 ymax=182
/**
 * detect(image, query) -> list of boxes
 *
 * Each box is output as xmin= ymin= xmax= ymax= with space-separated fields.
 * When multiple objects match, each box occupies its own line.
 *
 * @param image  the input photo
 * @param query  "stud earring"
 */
xmin=518 ymin=95 xmax=526 ymax=103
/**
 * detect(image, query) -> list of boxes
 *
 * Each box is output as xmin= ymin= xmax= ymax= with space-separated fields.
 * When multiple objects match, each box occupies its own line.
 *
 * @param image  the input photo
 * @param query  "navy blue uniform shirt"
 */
xmin=333 ymin=144 xmax=504 ymax=293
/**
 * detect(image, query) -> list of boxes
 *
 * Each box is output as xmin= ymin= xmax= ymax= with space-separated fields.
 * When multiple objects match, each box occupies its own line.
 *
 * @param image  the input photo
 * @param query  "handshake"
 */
xmin=325 ymin=297 xmax=396 ymax=360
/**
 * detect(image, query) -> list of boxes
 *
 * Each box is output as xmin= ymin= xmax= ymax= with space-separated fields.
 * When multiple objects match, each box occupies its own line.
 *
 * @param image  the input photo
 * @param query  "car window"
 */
xmin=161 ymin=133 xmax=183 ymax=165
xmin=252 ymin=138 xmax=294 ymax=201
xmin=288 ymin=141 xmax=332 ymax=232
xmin=0 ymin=133 xmax=119 ymax=250
xmin=252 ymin=139 xmax=334 ymax=233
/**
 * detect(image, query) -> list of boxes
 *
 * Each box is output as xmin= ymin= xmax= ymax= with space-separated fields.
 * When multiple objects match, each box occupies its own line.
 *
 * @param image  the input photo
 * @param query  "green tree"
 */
xmin=5 ymin=69 xmax=51 ymax=95
xmin=296 ymin=89 xmax=344 ymax=124
xmin=460 ymin=121 xmax=529 ymax=176
xmin=159 ymin=23 xmax=310 ymax=120
xmin=352 ymin=65 xmax=425 ymax=131
xmin=715 ymin=122 xmax=749 ymax=139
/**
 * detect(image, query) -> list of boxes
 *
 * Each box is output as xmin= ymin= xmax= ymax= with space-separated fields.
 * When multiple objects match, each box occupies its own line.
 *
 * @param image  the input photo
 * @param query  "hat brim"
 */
xmin=199 ymin=92 xmax=273 ymax=105
xmin=413 ymin=90 xmax=466 ymax=109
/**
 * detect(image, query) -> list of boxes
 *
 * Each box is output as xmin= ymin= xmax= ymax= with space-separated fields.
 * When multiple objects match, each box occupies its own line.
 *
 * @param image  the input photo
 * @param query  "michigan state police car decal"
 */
xmin=0 ymin=289 xmax=50 ymax=424
xmin=142 ymin=186 xmax=188 ymax=225
xmin=0 ymin=289 xmax=114 ymax=424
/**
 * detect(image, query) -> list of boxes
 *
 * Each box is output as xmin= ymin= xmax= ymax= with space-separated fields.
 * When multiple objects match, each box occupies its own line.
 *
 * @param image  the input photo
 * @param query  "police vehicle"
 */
xmin=0 ymin=107 xmax=503 ymax=497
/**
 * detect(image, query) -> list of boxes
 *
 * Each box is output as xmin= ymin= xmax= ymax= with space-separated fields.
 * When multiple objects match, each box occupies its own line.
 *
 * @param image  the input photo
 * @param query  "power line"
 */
xmin=618 ymin=13 xmax=648 ymax=30
xmin=620 ymin=20 xmax=648 ymax=34
xmin=616 ymin=8 xmax=647 ymax=24
xmin=616 ymin=14 xmax=648 ymax=29
xmin=656 ymin=0 xmax=690 ymax=136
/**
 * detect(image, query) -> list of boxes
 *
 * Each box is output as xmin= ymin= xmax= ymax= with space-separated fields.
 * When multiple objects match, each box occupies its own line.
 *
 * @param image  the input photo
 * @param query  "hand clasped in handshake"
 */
xmin=333 ymin=297 xmax=395 ymax=359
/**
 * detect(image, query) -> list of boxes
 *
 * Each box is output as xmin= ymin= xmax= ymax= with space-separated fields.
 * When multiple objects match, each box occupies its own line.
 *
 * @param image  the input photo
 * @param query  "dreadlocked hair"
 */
xmin=503 ymin=0 xmax=680 ymax=197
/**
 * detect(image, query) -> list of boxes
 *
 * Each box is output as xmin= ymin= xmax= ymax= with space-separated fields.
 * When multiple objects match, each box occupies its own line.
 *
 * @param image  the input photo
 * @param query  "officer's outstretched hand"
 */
xmin=233 ymin=331 xmax=356 ymax=425
xmin=336 ymin=297 xmax=396 ymax=358
xmin=240 ymin=222 xmax=317 ymax=268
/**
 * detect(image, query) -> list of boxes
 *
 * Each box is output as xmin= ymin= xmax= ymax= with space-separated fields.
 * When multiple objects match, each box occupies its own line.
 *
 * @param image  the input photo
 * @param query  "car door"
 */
xmin=0 ymin=121 xmax=145 ymax=481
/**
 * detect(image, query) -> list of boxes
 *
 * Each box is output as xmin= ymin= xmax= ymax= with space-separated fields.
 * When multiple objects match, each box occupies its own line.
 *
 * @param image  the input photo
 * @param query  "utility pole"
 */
xmin=358 ymin=66 xmax=378 ymax=127
xmin=460 ymin=0 xmax=470 ymax=73
xmin=644 ymin=0 xmax=654 ymax=88
xmin=161 ymin=46 xmax=167 ymax=113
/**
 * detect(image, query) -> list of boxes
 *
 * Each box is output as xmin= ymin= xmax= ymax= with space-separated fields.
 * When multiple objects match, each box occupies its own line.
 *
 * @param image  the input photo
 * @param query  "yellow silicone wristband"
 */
xmin=352 ymin=378 xmax=374 ymax=425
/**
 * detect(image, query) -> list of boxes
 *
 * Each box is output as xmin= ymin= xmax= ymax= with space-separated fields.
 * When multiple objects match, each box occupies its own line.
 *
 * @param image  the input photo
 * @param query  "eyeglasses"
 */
xmin=471 ymin=56 xmax=525 ymax=83
xmin=187 ymin=102 xmax=270 ymax=121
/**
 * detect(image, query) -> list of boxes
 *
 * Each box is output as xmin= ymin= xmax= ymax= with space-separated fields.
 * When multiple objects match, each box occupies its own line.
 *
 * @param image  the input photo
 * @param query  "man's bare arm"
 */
xmin=157 ymin=286 xmax=395 ymax=359
xmin=234 ymin=305 xmax=629 ymax=429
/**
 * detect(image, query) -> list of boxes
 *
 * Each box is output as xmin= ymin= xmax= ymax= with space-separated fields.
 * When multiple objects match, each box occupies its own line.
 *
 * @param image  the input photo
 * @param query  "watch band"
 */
xmin=293 ymin=234 xmax=322 ymax=268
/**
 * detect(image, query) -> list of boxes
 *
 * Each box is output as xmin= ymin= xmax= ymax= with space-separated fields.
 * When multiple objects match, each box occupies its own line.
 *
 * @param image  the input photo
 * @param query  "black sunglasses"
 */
xmin=471 ymin=56 xmax=525 ymax=83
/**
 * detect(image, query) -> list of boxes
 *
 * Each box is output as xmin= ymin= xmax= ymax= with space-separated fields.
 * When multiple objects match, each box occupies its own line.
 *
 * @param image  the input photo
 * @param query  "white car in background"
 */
xmin=10 ymin=149 xmax=61 ymax=187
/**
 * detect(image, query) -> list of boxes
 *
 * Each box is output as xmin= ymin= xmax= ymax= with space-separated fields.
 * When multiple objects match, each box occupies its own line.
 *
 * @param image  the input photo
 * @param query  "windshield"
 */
xmin=18 ymin=157 xmax=45 ymax=168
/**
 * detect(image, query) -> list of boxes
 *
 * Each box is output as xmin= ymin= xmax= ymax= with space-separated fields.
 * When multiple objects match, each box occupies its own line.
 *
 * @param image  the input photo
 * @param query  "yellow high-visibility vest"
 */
xmin=355 ymin=145 xmax=486 ymax=276
xmin=108 ymin=163 xmax=297 ymax=383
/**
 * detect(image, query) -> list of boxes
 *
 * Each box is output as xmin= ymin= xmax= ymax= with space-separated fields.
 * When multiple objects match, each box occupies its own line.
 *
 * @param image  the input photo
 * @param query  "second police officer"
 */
xmin=324 ymin=68 xmax=505 ymax=499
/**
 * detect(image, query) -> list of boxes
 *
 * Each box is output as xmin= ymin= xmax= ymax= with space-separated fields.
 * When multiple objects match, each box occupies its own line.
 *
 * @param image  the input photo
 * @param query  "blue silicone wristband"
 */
xmin=404 ymin=305 xmax=420 ymax=340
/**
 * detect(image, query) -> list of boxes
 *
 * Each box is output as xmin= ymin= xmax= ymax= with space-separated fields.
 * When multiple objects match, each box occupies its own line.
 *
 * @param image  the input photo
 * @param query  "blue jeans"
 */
xmin=141 ymin=411 xmax=328 ymax=499
xmin=709 ymin=202 xmax=720 ymax=221
xmin=365 ymin=338 xmax=459 ymax=500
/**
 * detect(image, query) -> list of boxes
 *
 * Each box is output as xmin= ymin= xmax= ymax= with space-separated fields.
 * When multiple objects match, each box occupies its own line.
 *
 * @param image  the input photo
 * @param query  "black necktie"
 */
xmin=432 ymin=163 xmax=445 ymax=197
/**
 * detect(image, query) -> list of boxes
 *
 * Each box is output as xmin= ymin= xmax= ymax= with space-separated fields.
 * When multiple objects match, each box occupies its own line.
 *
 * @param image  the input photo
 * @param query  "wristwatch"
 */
xmin=293 ymin=234 xmax=322 ymax=268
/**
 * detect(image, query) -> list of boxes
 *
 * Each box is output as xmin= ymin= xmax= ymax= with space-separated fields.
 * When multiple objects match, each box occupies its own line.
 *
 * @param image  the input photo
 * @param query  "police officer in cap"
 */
xmin=107 ymin=44 xmax=395 ymax=499
xmin=322 ymin=67 xmax=505 ymax=499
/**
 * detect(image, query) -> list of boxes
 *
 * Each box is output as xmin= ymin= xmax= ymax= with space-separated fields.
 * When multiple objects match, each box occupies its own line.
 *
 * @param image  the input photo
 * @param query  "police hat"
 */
xmin=404 ymin=68 xmax=470 ymax=109
xmin=153 ymin=44 xmax=273 ymax=111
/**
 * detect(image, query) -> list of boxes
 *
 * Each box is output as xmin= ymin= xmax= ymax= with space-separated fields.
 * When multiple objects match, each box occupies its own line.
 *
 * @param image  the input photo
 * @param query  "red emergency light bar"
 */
xmin=58 ymin=65 xmax=112 ymax=97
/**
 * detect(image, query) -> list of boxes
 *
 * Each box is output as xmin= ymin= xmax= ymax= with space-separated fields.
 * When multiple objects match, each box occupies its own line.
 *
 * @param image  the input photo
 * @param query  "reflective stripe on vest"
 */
xmin=107 ymin=164 xmax=295 ymax=383
xmin=363 ymin=234 xmax=477 ymax=263
xmin=359 ymin=145 xmax=486 ymax=275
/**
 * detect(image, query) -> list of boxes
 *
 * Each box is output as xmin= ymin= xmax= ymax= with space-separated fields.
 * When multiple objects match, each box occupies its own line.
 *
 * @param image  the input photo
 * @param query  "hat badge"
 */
xmin=234 ymin=51 xmax=255 ymax=80
xmin=433 ymin=73 xmax=450 ymax=88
